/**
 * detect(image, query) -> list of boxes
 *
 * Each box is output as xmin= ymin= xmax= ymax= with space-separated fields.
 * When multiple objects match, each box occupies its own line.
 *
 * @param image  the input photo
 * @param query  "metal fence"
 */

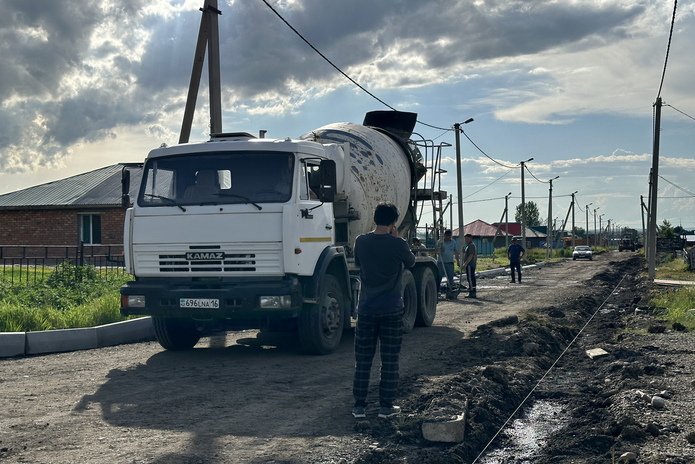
xmin=0 ymin=244 xmax=127 ymax=285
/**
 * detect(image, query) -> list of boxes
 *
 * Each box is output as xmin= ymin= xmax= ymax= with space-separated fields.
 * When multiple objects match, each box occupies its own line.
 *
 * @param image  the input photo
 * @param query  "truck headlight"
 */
xmin=125 ymin=295 xmax=146 ymax=308
xmin=259 ymin=295 xmax=292 ymax=309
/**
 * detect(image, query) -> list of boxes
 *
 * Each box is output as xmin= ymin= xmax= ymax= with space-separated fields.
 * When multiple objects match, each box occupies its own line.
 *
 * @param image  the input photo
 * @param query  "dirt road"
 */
xmin=2 ymin=252 xmax=675 ymax=463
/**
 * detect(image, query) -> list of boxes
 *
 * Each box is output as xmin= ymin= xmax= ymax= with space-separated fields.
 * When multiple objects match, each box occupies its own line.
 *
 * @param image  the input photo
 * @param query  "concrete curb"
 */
xmin=1 ymin=317 xmax=154 ymax=358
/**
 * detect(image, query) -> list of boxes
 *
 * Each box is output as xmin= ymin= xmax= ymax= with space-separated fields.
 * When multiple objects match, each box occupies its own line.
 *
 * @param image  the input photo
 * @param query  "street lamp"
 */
xmin=519 ymin=158 xmax=533 ymax=248
xmin=547 ymin=176 xmax=559 ymax=259
xmin=585 ymin=203 xmax=592 ymax=247
xmin=454 ymin=118 xmax=474 ymax=243
xmin=593 ymin=207 xmax=600 ymax=247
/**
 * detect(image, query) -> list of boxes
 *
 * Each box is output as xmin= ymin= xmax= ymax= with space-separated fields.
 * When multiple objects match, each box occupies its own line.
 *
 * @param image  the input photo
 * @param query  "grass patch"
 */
xmin=649 ymin=285 xmax=695 ymax=331
xmin=648 ymin=253 xmax=695 ymax=331
xmin=0 ymin=262 xmax=132 ymax=332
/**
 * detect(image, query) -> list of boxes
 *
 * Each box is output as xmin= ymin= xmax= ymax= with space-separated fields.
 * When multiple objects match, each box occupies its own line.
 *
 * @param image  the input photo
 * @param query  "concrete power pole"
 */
xmin=647 ymin=97 xmax=662 ymax=279
xmin=454 ymin=118 xmax=474 ymax=242
xmin=520 ymin=158 xmax=533 ymax=249
xmin=571 ymin=192 xmax=576 ymax=248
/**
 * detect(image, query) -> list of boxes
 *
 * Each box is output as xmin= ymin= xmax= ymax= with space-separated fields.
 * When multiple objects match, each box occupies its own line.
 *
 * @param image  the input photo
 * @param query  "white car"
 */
xmin=573 ymin=246 xmax=593 ymax=260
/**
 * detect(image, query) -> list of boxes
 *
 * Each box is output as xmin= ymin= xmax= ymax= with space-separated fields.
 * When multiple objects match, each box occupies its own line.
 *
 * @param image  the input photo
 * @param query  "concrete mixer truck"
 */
xmin=120 ymin=111 xmax=443 ymax=354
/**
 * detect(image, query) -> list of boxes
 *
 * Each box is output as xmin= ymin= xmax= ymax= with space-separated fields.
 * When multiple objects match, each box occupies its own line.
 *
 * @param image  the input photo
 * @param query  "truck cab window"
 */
xmin=139 ymin=152 xmax=295 ymax=207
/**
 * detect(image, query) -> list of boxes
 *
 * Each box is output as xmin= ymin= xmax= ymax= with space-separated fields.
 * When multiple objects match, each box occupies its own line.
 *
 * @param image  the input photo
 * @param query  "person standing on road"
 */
xmin=507 ymin=237 xmax=525 ymax=284
xmin=352 ymin=202 xmax=416 ymax=419
xmin=463 ymin=233 xmax=477 ymax=298
xmin=436 ymin=229 xmax=461 ymax=298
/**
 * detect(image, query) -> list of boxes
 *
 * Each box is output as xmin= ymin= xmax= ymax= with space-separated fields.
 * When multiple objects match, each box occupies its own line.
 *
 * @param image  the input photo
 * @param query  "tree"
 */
xmin=514 ymin=201 xmax=541 ymax=227
xmin=657 ymin=219 xmax=675 ymax=239
xmin=574 ymin=226 xmax=586 ymax=238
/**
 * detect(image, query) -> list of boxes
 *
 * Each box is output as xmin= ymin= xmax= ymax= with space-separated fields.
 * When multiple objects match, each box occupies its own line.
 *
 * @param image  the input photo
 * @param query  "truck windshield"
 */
xmin=138 ymin=151 xmax=295 ymax=207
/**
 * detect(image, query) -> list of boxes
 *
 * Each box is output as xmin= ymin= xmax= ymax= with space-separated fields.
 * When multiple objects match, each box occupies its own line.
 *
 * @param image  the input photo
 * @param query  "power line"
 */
xmin=260 ymin=0 xmax=397 ymax=111
xmin=464 ymin=170 xmax=515 ymax=199
xmin=659 ymin=174 xmax=695 ymax=197
xmin=656 ymin=0 xmax=678 ymax=99
xmin=664 ymin=103 xmax=695 ymax=122
xmin=260 ymin=0 xmax=453 ymax=132
xmin=460 ymin=130 xmax=517 ymax=169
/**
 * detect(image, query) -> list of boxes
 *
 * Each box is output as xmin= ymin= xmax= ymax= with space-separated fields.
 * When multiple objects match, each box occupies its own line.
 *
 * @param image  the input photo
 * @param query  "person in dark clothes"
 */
xmin=352 ymin=203 xmax=416 ymax=419
xmin=507 ymin=237 xmax=525 ymax=283
xmin=463 ymin=233 xmax=477 ymax=298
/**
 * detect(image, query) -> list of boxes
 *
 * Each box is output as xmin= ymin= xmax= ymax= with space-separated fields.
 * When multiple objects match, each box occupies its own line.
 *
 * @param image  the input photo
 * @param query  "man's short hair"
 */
xmin=464 ymin=233 xmax=473 ymax=238
xmin=444 ymin=229 xmax=452 ymax=236
xmin=412 ymin=237 xmax=421 ymax=244
xmin=373 ymin=202 xmax=399 ymax=226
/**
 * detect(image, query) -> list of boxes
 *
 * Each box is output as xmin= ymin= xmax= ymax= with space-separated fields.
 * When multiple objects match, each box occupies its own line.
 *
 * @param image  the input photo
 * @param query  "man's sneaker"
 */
xmin=352 ymin=406 xmax=366 ymax=419
xmin=378 ymin=406 xmax=401 ymax=418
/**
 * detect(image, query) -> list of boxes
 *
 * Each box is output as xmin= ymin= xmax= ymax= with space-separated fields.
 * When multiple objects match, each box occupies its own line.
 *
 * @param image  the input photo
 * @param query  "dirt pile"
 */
xmin=351 ymin=256 xmax=695 ymax=463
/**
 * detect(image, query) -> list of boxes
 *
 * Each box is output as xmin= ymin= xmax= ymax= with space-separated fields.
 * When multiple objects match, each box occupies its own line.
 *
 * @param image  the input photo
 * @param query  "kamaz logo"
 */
xmin=186 ymin=252 xmax=225 ymax=260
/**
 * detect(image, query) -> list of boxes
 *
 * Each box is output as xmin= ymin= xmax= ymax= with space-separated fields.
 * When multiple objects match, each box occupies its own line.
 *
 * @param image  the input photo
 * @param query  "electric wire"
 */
xmin=664 ymin=103 xmax=695 ymax=122
xmin=261 ymin=0 xmax=525 ymax=176
xmin=260 ymin=0 xmax=397 ymax=113
xmin=656 ymin=0 xmax=678 ymax=100
xmin=461 ymin=130 xmax=518 ymax=169
xmin=464 ymin=170 xmax=515 ymax=199
xmin=472 ymin=273 xmax=629 ymax=463
xmin=659 ymin=175 xmax=695 ymax=197
xmin=523 ymin=164 xmax=550 ymax=184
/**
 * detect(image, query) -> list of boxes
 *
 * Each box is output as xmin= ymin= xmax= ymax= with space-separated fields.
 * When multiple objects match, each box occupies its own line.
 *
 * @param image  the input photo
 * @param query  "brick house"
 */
xmin=0 ymin=164 xmax=142 ymax=250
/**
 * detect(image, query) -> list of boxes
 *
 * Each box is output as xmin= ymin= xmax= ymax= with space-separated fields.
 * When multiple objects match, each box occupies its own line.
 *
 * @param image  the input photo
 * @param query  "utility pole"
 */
xmin=547 ymin=176 xmax=559 ymax=259
xmin=454 ymin=118 xmax=474 ymax=242
xmin=571 ymin=192 xmax=577 ymax=248
xmin=180 ymin=0 xmax=223 ymax=143
xmin=520 ymin=158 xmax=533 ymax=249
xmin=607 ymin=219 xmax=612 ymax=249
xmin=593 ymin=207 xmax=599 ymax=246
xmin=585 ymin=203 xmax=592 ymax=246
xmin=648 ymin=98 xmax=662 ymax=278
xmin=640 ymin=195 xmax=648 ymax=254
xmin=505 ymin=192 xmax=511 ymax=249
xmin=599 ymin=215 xmax=604 ymax=246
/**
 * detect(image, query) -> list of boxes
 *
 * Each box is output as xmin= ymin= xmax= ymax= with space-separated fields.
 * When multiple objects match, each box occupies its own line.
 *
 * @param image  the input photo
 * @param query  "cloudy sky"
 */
xmin=1 ymin=0 xmax=694 ymax=233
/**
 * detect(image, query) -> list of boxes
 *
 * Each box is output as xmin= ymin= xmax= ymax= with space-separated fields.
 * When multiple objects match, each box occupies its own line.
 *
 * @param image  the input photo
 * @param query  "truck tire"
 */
xmin=414 ymin=267 xmax=437 ymax=327
xmin=402 ymin=269 xmax=417 ymax=334
xmin=153 ymin=317 xmax=201 ymax=350
xmin=299 ymin=274 xmax=345 ymax=355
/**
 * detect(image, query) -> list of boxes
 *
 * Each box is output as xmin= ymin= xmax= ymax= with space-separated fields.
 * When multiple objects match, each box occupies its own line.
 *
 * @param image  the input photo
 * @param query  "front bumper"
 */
xmin=120 ymin=277 xmax=303 ymax=319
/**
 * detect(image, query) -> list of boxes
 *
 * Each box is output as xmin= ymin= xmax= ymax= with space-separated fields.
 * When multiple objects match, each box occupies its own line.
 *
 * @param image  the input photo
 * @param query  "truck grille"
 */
xmin=133 ymin=244 xmax=283 ymax=276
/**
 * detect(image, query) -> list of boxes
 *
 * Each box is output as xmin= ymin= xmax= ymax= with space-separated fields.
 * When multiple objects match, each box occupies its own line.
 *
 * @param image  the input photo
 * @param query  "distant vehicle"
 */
xmin=619 ymin=235 xmax=636 ymax=252
xmin=573 ymin=246 xmax=593 ymax=260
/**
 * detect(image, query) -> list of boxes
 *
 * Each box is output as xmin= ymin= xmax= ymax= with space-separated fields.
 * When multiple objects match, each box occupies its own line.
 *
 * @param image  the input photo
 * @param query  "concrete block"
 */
xmin=96 ymin=317 xmax=154 ymax=347
xmin=0 ymin=332 xmax=26 ymax=358
xmin=421 ymin=412 xmax=466 ymax=443
xmin=25 ymin=327 xmax=98 ymax=355
xmin=586 ymin=347 xmax=609 ymax=359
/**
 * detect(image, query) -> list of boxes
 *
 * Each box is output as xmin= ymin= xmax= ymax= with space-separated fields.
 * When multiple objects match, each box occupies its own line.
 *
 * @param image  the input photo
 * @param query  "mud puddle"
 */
xmin=478 ymin=400 xmax=568 ymax=463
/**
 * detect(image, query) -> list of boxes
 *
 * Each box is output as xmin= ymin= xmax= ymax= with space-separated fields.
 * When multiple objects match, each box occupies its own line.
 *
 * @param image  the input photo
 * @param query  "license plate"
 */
xmin=179 ymin=298 xmax=220 ymax=309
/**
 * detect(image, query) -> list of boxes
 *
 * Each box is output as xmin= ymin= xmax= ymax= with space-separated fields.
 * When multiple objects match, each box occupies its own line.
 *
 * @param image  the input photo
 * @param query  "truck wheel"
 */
xmin=414 ymin=267 xmax=437 ymax=327
xmin=402 ymin=269 xmax=417 ymax=334
xmin=152 ymin=317 xmax=201 ymax=350
xmin=299 ymin=274 xmax=345 ymax=355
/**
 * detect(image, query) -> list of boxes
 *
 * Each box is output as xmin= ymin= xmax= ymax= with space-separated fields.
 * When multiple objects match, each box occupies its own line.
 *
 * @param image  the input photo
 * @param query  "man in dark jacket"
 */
xmin=507 ymin=237 xmax=525 ymax=283
xmin=352 ymin=203 xmax=415 ymax=419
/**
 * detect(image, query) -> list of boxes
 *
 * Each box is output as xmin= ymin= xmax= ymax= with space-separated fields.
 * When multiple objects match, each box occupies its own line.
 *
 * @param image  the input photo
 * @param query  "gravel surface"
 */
xmin=1 ymin=252 xmax=693 ymax=464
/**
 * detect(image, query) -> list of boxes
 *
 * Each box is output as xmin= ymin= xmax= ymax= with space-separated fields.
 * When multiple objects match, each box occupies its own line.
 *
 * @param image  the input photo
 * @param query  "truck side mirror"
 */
xmin=318 ymin=159 xmax=336 ymax=203
xmin=121 ymin=168 xmax=131 ymax=208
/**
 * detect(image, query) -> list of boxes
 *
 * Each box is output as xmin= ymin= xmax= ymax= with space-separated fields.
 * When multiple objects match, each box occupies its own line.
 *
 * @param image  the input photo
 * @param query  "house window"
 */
xmin=80 ymin=214 xmax=102 ymax=244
